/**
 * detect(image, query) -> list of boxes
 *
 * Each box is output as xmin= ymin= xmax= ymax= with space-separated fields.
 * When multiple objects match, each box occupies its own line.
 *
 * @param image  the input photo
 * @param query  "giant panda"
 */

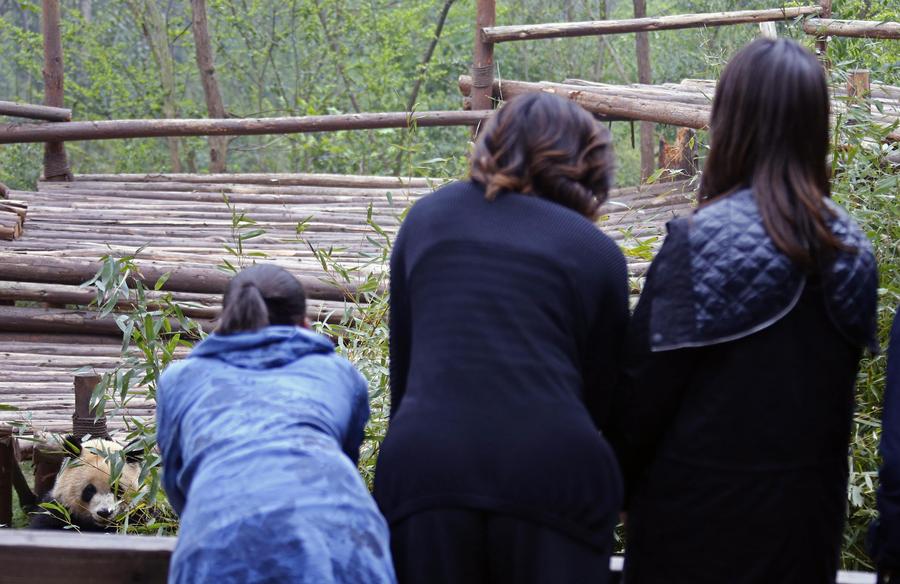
xmin=29 ymin=435 xmax=143 ymax=532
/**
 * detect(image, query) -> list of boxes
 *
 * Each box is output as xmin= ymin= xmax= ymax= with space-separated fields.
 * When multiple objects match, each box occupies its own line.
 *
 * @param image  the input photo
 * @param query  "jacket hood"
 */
xmin=647 ymin=188 xmax=879 ymax=354
xmin=189 ymin=326 xmax=334 ymax=369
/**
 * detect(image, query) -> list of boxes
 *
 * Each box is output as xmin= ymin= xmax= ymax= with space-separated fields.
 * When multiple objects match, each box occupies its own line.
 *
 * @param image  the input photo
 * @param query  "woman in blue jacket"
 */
xmin=157 ymin=264 xmax=396 ymax=584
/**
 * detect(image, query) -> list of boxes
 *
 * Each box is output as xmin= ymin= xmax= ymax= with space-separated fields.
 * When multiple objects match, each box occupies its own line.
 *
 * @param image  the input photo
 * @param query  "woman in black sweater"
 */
xmin=615 ymin=39 xmax=879 ymax=584
xmin=374 ymin=93 xmax=628 ymax=583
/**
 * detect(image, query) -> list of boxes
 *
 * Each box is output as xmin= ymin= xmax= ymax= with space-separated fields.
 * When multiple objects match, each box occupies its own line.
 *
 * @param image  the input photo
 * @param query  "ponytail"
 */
xmin=216 ymin=265 xmax=307 ymax=335
xmin=218 ymin=281 xmax=270 ymax=335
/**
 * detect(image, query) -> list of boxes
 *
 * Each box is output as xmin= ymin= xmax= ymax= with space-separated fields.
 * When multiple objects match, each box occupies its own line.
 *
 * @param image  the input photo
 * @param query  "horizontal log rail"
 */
xmin=0 ymin=111 xmax=493 ymax=145
xmin=0 ymin=101 xmax=71 ymax=122
xmin=802 ymin=17 xmax=900 ymax=39
xmin=481 ymin=6 xmax=821 ymax=43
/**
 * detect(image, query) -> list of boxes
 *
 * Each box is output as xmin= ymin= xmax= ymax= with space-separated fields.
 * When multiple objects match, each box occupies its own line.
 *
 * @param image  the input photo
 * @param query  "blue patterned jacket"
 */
xmin=157 ymin=326 xmax=396 ymax=584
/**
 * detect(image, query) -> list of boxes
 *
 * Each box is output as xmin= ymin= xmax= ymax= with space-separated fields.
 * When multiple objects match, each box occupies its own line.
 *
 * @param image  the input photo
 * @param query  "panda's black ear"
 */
xmin=122 ymin=438 xmax=144 ymax=464
xmin=60 ymin=435 xmax=82 ymax=458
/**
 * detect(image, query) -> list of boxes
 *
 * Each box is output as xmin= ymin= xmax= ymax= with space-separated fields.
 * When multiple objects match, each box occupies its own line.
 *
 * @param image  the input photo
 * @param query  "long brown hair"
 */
xmin=469 ymin=92 xmax=615 ymax=219
xmin=217 ymin=264 xmax=307 ymax=335
xmin=699 ymin=38 xmax=843 ymax=270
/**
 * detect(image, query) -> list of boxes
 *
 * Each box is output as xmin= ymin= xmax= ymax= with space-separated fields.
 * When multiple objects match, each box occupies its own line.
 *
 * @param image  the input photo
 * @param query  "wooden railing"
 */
xmin=0 ymin=532 xmax=879 ymax=584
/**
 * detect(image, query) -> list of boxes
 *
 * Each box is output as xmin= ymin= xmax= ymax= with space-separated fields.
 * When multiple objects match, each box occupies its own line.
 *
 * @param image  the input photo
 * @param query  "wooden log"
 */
xmin=0 ymin=101 xmax=71 ymax=122
xmin=0 ymin=529 xmax=174 ymax=583
xmin=0 ymin=253 xmax=354 ymax=301
xmin=72 ymin=172 xmax=442 ymax=189
xmin=803 ymin=17 xmax=900 ymax=40
xmin=0 ymin=111 xmax=493 ymax=145
xmin=481 ymin=6 xmax=821 ymax=43
xmin=0 ymin=305 xmax=215 ymax=337
xmin=0 ymin=281 xmax=349 ymax=324
xmin=40 ymin=0 xmax=72 ymax=181
xmin=459 ymin=76 xmax=710 ymax=128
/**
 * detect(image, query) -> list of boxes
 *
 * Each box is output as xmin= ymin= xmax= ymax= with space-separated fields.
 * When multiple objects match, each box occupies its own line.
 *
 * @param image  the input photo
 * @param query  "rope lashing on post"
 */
xmin=71 ymin=415 xmax=110 ymax=441
xmin=471 ymin=65 xmax=495 ymax=89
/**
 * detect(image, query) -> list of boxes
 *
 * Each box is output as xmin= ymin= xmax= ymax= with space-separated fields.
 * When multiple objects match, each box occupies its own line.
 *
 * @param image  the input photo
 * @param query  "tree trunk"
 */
xmin=127 ymin=0 xmax=182 ymax=172
xmin=191 ymin=0 xmax=228 ymax=172
xmin=633 ymin=0 xmax=654 ymax=182
xmin=80 ymin=0 xmax=91 ymax=22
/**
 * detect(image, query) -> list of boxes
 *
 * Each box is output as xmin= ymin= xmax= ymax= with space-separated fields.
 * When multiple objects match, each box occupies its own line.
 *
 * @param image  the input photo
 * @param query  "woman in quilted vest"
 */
xmin=614 ymin=38 xmax=879 ymax=584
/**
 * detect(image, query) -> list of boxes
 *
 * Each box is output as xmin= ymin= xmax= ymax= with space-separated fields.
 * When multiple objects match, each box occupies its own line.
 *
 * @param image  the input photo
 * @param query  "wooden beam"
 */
xmin=0 ymin=101 xmax=71 ymax=122
xmin=0 ymin=305 xmax=214 ymax=337
xmin=481 ymin=6 xmax=821 ymax=43
xmin=803 ymin=18 xmax=900 ymax=40
xmin=0 ymin=111 xmax=493 ymax=145
xmin=813 ymin=0 xmax=832 ymax=64
xmin=40 ymin=0 xmax=72 ymax=181
xmin=0 ymin=530 xmax=175 ymax=584
xmin=471 ymin=0 xmax=496 ymax=112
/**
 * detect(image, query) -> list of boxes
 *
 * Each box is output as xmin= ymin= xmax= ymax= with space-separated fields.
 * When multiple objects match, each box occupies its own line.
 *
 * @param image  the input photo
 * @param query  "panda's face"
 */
xmin=51 ymin=438 xmax=142 ymax=526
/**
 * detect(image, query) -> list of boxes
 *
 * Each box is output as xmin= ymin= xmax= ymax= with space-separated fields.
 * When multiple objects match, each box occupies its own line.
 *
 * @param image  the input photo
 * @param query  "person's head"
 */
xmin=217 ymin=264 xmax=307 ymax=335
xmin=469 ymin=92 xmax=615 ymax=219
xmin=699 ymin=38 xmax=841 ymax=269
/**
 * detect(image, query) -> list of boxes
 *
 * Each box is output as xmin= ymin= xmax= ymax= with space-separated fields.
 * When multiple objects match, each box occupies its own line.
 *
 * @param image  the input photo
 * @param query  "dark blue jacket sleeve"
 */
xmin=873 ymin=308 xmax=900 ymax=569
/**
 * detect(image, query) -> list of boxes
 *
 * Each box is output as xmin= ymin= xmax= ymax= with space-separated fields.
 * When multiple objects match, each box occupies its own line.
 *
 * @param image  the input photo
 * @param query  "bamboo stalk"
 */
xmin=0 ymin=111 xmax=493 ymax=145
xmin=481 ymin=6 xmax=821 ymax=43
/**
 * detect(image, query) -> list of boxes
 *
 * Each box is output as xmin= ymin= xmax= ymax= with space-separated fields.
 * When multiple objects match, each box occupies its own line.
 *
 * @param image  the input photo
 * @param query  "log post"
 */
xmin=0 ymin=428 xmax=12 ymax=527
xmin=815 ymin=0 xmax=832 ymax=66
xmin=41 ymin=0 xmax=72 ymax=181
xmin=73 ymin=372 xmax=109 ymax=439
xmin=32 ymin=448 xmax=62 ymax=500
xmin=471 ymin=0 xmax=496 ymax=113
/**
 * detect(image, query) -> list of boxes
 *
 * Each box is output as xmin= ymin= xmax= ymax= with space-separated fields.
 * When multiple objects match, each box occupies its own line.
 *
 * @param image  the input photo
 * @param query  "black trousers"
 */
xmin=390 ymin=508 xmax=613 ymax=584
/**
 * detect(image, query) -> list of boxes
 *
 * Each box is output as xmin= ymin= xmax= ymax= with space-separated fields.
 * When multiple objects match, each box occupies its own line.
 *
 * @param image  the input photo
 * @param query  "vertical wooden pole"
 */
xmin=633 ymin=0 xmax=654 ymax=182
xmin=471 ymin=0 xmax=496 ymax=113
xmin=0 ymin=427 xmax=13 ymax=527
xmin=41 ymin=0 xmax=72 ymax=181
xmin=815 ymin=0 xmax=832 ymax=66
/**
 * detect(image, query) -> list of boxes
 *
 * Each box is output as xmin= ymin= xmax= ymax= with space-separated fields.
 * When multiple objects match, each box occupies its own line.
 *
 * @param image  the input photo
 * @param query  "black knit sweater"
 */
xmin=373 ymin=180 xmax=629 ymax=547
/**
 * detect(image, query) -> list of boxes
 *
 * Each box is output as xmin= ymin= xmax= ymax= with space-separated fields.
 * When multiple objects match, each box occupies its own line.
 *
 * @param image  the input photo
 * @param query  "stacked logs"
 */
xmin=0 ymin=200 xmax=26 ymax=241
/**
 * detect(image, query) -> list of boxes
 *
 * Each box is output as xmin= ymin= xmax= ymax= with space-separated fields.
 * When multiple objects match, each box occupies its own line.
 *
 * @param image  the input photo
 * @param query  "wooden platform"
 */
xmin=0 ymin=173 xmax=693 ymax=435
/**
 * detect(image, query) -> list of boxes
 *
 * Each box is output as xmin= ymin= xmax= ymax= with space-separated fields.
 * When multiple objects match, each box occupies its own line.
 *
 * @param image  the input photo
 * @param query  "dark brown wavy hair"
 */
xmin=217 ymin=264 xmax=307 ymax=335
xmin=699 ymin=38 xmax=843 ymax=270
xmin=469 ymin=92 xmax=615 ymax=219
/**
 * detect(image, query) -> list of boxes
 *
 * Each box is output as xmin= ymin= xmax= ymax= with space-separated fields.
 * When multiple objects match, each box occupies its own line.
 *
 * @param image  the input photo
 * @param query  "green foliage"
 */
xmin=829 ymin=68 xmax=900 ymax=569
xmin=78 ymin=251 xmax=203 ymax=534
